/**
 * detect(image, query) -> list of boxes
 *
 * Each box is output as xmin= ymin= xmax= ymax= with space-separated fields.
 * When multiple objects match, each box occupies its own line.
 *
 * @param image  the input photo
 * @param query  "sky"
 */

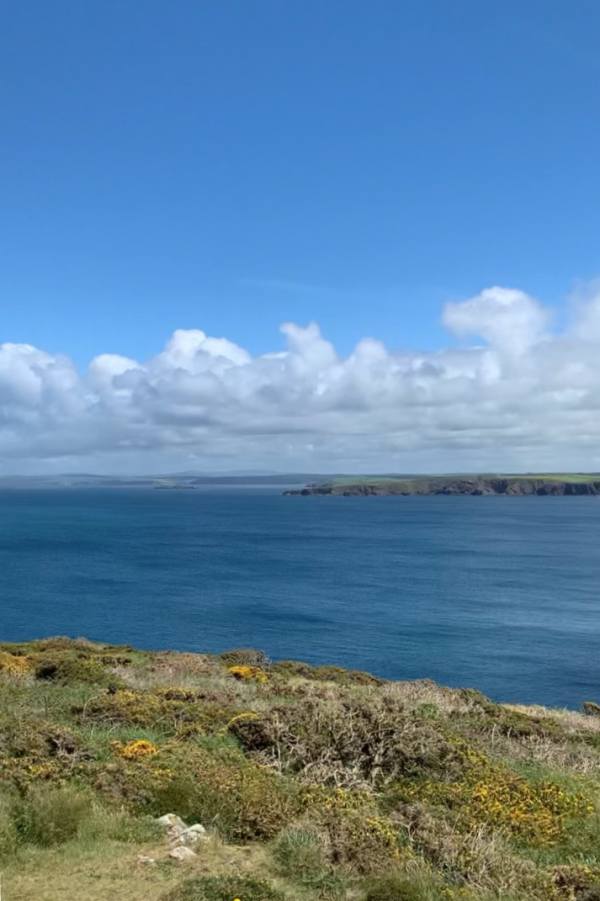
xmin=1 ymin=1 xmax=600 ymax=474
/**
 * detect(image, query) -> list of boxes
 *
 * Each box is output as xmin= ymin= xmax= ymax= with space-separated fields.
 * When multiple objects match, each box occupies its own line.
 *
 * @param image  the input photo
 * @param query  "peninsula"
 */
xmin=284 ymin=473 xmax=600 ymax=496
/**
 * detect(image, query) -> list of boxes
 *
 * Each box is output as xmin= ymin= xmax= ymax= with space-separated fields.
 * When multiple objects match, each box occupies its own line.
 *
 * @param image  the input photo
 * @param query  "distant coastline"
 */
xmin=284 ymin=474 xmax=600 ymax=496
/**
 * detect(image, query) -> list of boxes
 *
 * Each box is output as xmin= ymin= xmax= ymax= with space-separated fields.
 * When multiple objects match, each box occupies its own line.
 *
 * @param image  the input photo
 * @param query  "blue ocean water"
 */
xmin=1 ymin=488 xmax=599 ymax=708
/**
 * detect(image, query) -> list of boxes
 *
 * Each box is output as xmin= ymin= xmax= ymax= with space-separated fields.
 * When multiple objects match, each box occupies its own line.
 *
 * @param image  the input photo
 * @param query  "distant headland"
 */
xmin=284 ymin=474 xmax=600 ymax=496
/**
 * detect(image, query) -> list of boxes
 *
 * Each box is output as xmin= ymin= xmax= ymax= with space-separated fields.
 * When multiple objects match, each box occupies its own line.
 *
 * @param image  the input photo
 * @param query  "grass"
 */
xmin=330 ymin=473 xmax=600 ymax=485
xmin=2 ymin=639 xmax=600 ymax=899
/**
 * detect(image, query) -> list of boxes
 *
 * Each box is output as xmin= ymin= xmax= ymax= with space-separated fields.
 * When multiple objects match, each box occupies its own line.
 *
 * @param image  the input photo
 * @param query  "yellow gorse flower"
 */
xmin=113 ymin=739 xmax=158 ymax=760
xmin=227 ymin=664 xmax=268 ymax=684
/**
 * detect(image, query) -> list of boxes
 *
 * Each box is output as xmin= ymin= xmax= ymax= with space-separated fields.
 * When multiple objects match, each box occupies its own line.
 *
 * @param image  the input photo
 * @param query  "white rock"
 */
xmin=156 ymin=813 xmax=188 ymax=835
xmin=137 ymin=855 xmax=156 ymax=865
xmin=169 ymin=845 xmax=197 ymax=862
xmin=178 ymin=823 xmax=208 ymax=846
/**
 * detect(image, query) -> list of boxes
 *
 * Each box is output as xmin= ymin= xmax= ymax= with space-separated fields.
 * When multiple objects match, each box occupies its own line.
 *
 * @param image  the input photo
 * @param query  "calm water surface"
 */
xmin=1 ymin=488 xmax=599 ymax=708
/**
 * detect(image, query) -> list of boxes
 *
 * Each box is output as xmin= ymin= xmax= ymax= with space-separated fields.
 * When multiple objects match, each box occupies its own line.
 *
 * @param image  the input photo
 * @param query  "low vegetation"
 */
xmin=1 ymin=638 xmax=600 ymax=899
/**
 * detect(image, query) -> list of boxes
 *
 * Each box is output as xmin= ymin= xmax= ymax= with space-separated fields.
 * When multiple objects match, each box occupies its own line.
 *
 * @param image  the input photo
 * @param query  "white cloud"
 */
xmin=3 ymin=284 xmax=600 ymax=473
xmin=442 ymin=286 xmax=549 ymax=354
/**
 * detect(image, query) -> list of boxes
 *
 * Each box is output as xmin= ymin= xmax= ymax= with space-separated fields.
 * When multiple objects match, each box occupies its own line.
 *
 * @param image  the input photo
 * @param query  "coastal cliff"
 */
xmin=285 ymin=475 xmax=600 ymax=496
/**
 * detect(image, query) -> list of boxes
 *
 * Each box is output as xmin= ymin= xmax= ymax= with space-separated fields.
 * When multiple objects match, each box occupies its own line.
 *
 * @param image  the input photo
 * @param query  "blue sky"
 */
xmin=2 ymin=1 xmax=600 ymax=473
xmin=2 ymin=0 xmax=599 ymax=363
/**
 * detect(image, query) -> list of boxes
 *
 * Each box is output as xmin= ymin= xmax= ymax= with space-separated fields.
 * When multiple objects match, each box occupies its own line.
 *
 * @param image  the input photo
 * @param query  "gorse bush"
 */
xmin=390 ymin=802 xmax=559 ymax=899
xmin=227 ymin=664 xmax=269 ymax=684
xmin=320 ymin=807 xmax=405 ymax=875
xmin=231 ymin=693 xmax=465 ymax=789
xmin=33 ymin=654 xmax=117 ymax=686
xmin=77 ymin=687 xmax=236 ymax=736
xmin=113 ymin=738 xmax=159 ymax=759
xmin=399 ymin=755 xmax=595 ymax=844
xmin=95 ymin=743 xmax=301 ymax=840
xmin=220 ymin=647 xmax=270 ymax=668
xmin=271 ymin=660 xmax=383 ymax=686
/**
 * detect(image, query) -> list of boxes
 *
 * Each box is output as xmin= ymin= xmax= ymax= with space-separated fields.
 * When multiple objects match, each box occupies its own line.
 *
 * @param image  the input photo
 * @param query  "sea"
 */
xmin=1 ymin=487 xmax=599 ymax=709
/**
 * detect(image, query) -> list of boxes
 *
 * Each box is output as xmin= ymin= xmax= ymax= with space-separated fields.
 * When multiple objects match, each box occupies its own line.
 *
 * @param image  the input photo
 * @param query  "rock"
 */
xmin=169 ymin=845 xmax=197 ymax=862
xmin=178 ymin=823 xmax=208 ymax=846
xmin=156 ymin=813 xmax=188 ymax=836
xmin=583 ymin=701 xmax=600 ymax=717
xmin=137 ymin=855 xmax=156 ymax=865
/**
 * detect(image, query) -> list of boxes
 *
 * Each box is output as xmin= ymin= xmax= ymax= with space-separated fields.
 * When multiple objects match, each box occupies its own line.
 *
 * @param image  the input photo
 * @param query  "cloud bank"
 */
xmin=3 ymin=285 xmax=600 ymax=474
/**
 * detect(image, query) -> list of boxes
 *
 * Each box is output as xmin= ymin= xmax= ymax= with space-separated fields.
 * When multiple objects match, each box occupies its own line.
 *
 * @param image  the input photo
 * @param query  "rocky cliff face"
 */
xmin=284 ymin=478 xmax=600 ymax=496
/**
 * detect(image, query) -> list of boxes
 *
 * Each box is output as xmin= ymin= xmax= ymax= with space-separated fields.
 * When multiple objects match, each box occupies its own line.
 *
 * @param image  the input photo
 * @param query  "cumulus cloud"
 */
xmin=442 ymin=287 xmax=549 ymax=354
xmin=3 ymin=284 xmax=600 ymax=473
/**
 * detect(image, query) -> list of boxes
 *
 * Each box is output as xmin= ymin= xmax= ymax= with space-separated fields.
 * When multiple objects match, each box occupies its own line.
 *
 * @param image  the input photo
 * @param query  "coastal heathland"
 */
xmin=2 ymin=639 xmax=600 ymax=899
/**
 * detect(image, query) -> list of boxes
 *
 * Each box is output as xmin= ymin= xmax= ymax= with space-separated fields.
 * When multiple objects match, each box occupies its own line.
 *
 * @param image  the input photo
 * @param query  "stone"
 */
xmin=137 ymin=855 xmax=156 ymax=865
xmin=157 ymin=813 xmax=188 ymax=834
xmin=169 ymin=845 xmax=197 ymax=862
xmin=178 ymin=823 xmax=208 ymax=846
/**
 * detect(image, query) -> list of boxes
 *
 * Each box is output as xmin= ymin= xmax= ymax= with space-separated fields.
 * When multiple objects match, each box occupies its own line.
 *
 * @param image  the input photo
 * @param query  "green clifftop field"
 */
xmin=2 ymin=641 xmax=600 ymax=900
xmin=284 ymin=474 xmax=600 ymax=496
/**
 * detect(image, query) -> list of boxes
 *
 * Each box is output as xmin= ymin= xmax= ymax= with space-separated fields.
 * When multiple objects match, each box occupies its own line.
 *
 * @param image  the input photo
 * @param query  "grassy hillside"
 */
xmin=2 ymin=640 xmax=600 ymax=899
xmin=331 ymin=474 xmax=600 ymax=485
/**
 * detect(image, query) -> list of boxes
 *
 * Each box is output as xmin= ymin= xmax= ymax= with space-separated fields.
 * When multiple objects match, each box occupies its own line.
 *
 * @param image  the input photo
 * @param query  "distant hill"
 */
xmin=0 ymin=473 xmax=334 ymax=490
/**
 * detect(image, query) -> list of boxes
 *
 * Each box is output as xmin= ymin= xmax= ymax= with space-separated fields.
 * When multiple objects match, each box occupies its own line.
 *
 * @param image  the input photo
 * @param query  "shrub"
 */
xmin=113 ymin=738 xmax=158 ymax=760
xmin=77 ymin=688 xmax=163 ymax=725
xmin=78 ymin=687 xmax=235 ymax=736
xmin=399 ymin=758 xmax=595 ymax=845
xmin=231 ymin=693 xmax=465 ymax=789
xmin=94 ymin=744 xmax=300 ymax=840
xmin=272 ymin=659 xmax=382 ymax=686
xmin=0 ymin=714 xmax=79 ymax=762
xmin=0 ymin=652 xmax=31 ymax=676
xmin=415 ymin=703 xmax=440 ymax=721
xmin=34 ymin=654 xmax=114 ymax=686
xmin=392 ymin=802 xmax=558 ymax=898
xmin=321 ymin=807 xmax=405 ymax=875
xmin=162 ymin=875 xmax=284 ymax=901
xmin=227 ymin=664 xmax=269 ymax=684
xmin=552 ymin=864 xmax=600 ymax=899
xmin=30 ymin=636 xmax=103 ymax=652
xmin=220 ymin=648 xmax=270 ymax=668
xmin=11 ymin=784 xmax=92 ymax=846
xmin=179 ymin=749 xmax=299 ymax=839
